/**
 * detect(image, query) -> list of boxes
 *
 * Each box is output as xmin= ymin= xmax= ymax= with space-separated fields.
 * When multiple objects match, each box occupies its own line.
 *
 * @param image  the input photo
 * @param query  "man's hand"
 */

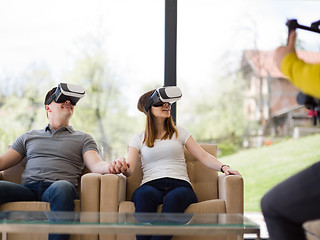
xmin=274 ymin=30 xmax=297 ymax=70
xmin=109 ymin=157 xmax=130 ymax=175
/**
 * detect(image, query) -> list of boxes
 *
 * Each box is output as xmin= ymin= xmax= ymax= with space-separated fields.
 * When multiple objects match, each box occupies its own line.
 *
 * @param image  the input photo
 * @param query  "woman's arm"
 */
xmin=109 ymin=146 xmax=139 ymax=177
xmin=185 ymin=136 xmax=241 ymax=176
xmin=122 ymin=146 xmax=139 ymax=177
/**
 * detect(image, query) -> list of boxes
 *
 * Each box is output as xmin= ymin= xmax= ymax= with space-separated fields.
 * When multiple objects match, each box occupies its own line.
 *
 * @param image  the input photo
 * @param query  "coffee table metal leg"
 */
xmin=2 ymin=232 xmax=8 ymax=240
xmin=257 ymin=231 xmax=261 ymax=240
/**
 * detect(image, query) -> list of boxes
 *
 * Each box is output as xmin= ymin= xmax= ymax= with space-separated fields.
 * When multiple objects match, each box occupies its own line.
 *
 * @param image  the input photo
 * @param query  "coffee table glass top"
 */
xmin=0 ymin=211 xmax=259 ymax=229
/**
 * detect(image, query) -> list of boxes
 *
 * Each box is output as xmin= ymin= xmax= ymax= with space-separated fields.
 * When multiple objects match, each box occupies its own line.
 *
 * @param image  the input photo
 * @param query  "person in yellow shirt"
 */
xmin=274 ymin=30 xmax=320 ymax=98
xmin=261 ymin=31 xmax=320 ymax=240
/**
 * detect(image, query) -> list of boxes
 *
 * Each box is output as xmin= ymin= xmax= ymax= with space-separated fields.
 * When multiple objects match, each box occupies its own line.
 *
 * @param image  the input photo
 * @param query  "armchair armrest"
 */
xmin=100 ymin=174 xmax=126 ymax=212
xmin=81 ymin=173 xmax=102 ymax=212
xmin=218 ymin=175 xmax=244 ymax=214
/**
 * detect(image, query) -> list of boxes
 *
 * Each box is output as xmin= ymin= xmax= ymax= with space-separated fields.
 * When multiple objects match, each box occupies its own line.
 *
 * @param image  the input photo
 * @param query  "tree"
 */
xmin=0 ymin=64 xmax=53 ymax=153
xmin=19 ymin=63 xmax=54 ymax=130
xmin=64 ymin=35 xmax=139 ymax=161
xmin=182 ymin=73 xmax=248 ymax=154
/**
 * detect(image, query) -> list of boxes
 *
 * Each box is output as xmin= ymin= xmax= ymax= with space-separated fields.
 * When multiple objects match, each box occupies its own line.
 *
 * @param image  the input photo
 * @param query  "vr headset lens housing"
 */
xmin=46 ymin=83 xmax=85 ymax=106
xmin=144 ymin=86 xmax=182 ymax=113
xmin=153 ymin=102 xmax=172 ymax=107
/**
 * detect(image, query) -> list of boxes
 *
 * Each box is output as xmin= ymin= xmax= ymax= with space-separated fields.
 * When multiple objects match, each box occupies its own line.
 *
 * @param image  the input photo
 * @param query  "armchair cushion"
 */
xmin=119 ymin=199 xmax=226 ymax=214
xmin=0 ymin=201 xmax=80 ymax=212
xmin=185 ymin=199 xmax=226 ymax=213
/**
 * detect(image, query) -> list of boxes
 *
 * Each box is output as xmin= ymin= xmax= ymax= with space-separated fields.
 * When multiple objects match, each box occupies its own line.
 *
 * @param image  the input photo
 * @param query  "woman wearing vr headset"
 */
xmin=110 ymin=87 xmax=241 ymax=240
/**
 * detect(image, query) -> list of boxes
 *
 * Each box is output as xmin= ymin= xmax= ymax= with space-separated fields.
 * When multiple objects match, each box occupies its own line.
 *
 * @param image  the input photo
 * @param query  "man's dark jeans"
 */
xmin=261 ymin=161 xmax=320 ymax=240
xmin=0 ymin=180 xmax=79 ymax=240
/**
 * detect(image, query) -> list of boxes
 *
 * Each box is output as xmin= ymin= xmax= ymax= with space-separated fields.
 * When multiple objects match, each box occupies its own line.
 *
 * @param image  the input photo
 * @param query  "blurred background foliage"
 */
xmin=2 ymin=1 xmax=318 ymax=161
xmin=0 ymin=35 xmax=145 ymax=160
xmin=0 ymin=39 xmax=246 ymax=160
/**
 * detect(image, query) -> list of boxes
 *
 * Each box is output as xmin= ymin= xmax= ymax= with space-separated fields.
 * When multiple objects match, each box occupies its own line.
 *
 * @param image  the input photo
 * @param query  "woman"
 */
xmin=111 ymin=88 xmax=241 ymax=240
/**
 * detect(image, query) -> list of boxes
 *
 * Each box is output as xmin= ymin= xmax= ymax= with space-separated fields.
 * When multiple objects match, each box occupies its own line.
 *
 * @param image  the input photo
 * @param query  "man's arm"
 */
xmin=274 ymin=31 xmax=320 ymax=99
xmin=0 ymin=148 xmax=24 ymax=171
xmin=83 ymin=150 xmax=128 ymax=175
xmin=281 ymin=53 xmax=320 ymax=99
xmin=274 ymin=31 xmax=297 ymax=69
xmin=83 ymin=150 xmax=112 ymax=174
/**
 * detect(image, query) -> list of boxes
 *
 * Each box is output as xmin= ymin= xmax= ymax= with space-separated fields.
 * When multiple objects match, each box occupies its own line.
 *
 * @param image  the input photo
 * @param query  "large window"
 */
xmin=0 ymin=0 xmax=319 ymax=155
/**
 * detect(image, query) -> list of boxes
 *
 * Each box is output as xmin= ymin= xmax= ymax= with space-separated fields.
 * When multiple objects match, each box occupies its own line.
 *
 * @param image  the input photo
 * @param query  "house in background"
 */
xmin=241 ymin=50 xmax=320 ymax=147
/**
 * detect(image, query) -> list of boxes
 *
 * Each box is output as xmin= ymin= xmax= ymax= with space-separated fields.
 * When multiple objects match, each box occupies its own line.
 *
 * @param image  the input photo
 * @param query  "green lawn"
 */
xmin=220 ymin=134 xmax=320 ymax=212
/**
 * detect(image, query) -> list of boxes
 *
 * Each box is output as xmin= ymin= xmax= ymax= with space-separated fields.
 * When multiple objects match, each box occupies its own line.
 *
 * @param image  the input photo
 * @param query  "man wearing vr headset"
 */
xmin=0 ymin=83 xmax=115 ymax=240
xmin=109 ymin=86 xmax=241 ymax=240
xmin=261 ymin=31 xmax=320 ymax=240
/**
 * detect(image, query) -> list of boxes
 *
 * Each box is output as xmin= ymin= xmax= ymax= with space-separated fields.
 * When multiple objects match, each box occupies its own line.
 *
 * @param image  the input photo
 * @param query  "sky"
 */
xmin=0 ymin=0 xmax=319 ymax=116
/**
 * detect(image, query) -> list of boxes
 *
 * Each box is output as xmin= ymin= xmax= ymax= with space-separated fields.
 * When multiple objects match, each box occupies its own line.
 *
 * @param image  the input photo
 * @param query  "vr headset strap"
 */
xmin=144 ymin=91 xmax=157 ymax=113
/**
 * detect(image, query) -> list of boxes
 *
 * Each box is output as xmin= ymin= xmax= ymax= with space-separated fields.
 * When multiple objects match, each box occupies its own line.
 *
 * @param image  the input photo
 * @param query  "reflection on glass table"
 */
xmin=0 ymin=211 xmax=260 ymax=240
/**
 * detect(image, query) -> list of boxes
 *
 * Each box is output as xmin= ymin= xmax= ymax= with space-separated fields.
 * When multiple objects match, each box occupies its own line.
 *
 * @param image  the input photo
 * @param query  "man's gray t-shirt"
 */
xmin=11 ymin=124 xmax=98 ymax=187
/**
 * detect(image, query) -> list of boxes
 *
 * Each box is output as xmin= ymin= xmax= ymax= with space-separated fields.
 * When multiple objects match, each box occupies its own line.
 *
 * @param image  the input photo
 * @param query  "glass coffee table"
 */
xmin=0 ymin=211 xmax=260 ymax=240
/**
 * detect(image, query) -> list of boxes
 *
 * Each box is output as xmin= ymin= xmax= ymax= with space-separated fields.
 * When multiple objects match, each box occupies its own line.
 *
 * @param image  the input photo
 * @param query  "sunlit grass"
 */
xmin=220 ymin=134 xmax=320 ymax=212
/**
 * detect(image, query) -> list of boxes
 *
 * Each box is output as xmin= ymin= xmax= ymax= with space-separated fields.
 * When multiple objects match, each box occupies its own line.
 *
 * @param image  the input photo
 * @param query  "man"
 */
xmin=261 ymin=31 xmax=320 ymax=240
xmin=0 ymin=83 xmax=115 ymax=240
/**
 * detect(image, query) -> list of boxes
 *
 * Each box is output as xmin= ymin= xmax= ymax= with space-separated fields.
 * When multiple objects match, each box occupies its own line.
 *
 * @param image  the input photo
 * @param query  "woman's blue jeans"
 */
xmin=0 ymin=180 xmax=78 ymax=240
xmin=132 ymin=177 xmax=198 ymax=240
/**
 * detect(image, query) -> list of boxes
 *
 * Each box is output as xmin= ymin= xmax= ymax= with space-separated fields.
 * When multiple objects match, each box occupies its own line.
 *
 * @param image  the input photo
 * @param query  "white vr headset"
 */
xmin=46 ymin=83 xmax=85 ymax=106
xmin=144 ymin=86 xmax=182 ymax=113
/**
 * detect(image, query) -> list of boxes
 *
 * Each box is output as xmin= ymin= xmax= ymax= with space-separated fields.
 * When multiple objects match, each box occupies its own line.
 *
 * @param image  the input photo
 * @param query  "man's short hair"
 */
xmin=44 ymin=87 xmax=56 ymax=105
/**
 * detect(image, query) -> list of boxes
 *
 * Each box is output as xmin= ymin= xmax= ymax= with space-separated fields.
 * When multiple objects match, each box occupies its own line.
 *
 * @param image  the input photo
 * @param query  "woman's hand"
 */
xmin=109 ymin=157 xmax=130 ymax=175
xmin=222 ymin=166 xmax=241 ymax=176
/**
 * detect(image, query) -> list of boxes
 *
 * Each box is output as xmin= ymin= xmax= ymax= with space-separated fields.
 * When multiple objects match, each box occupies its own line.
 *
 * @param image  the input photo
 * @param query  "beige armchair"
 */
xmin=0 ymin=157 xmax=101 ymax=240
xmin=100 ymin=144 xmax=244 ymax=240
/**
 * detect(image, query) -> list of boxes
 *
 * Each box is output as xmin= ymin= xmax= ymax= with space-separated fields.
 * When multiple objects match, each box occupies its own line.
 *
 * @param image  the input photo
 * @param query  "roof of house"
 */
xmin=271 ymin=104 xmax=305 ymax=118
xmin=242 ymin=50 xmax=320 ymax=79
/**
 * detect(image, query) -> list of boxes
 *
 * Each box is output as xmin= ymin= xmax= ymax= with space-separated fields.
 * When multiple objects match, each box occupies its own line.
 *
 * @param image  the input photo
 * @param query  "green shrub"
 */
xmin=218 ymin=141 xmax=238 ymax=157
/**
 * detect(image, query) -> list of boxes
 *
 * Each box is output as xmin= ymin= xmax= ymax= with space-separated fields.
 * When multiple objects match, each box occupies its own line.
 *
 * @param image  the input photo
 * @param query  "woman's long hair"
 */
xmin=137 ymin=89 xmax=178 ymax=147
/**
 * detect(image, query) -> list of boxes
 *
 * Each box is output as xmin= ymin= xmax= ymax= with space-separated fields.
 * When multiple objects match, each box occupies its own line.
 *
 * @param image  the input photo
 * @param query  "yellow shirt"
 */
xmin=281 ymin=53 xmax=320 ymax=99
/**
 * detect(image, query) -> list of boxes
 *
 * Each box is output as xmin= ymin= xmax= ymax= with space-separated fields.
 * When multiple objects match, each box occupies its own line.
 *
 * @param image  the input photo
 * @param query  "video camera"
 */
xmin=286 ymin=19 xmax=320 ymax=126
xmin=286 ymin=19 xmax=320 ymax=35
